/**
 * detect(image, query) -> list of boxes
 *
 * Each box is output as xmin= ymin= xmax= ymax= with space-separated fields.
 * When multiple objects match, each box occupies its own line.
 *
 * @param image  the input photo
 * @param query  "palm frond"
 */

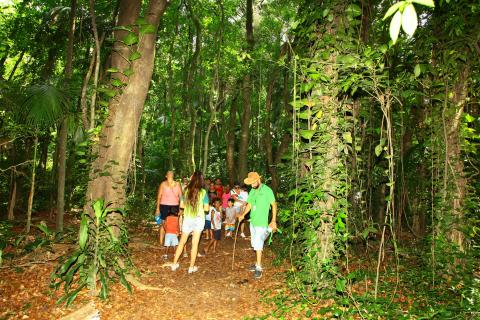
xmin=20 ymin=84 xmax=70 ymax=129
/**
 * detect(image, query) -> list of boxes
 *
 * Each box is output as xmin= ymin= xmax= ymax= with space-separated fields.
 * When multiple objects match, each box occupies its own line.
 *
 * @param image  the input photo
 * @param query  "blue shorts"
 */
xmin=204 ymin=220 xmax=212 ymax=230
xmin=214 ymin=229 xmax=222 ymax=240
xmin=164 ymin=233 xmax=178 ymax=247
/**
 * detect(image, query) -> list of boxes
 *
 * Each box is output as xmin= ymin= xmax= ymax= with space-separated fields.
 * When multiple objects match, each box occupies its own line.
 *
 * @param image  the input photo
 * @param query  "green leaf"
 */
xmin=414 ymin=64 xmax=421 ymax=77
xmin=401 ymin=4 xmax=417 ymax=37
xmin=93 ymin=199 xmax=104 ymax=220
xmin=112 ymin=25 xmax=132 ymax=32
xmin=375 ymin=144 xmax=383 ymax=157
xmin=342 ymin=132 xmax=352 ymax=144
xmin=111 ymin=78 xmax=124 ymax=87
xmin=122 ymin=32 xmax=138 ymax=46
xmin=58 ymin=251 xmax=81 ymax=275
xmin=98 ymin=87 xmax=116 ymax=98
xmin=465 ymin=114 xmax=475 ymax=123
xmin=106 ymin=68 xmax=119 ymax=73
xmin=345 ymin=4 xmax=361 ymax=17
xmin=336 ymin=278 xmax=346 ymax=292
xmin=140 ymin=24 xmax=156 ymax=34
xmin=412 ymin=0 xmax=435 ymax=7
xmin=99 ymin=272 xmax=108 ymax=299
xmin=300 ymin=130 xmax=315 ymax=140
xmin=79 ymin=214 xmax=88 ymax=250
xmin=119 ymin=273 xmax=132 ymax=293
xmin=99 ymin=100 xmax=109 ymax=107
xmin=389 ymin=11 xmax=402 ymax=44
xmin=129 ymin=51 xmax=141 ymax=61
xmin=383 ymin=1 xmax=404 ymax=21
xmin=123 ymin=68 xmax=134 ymax=77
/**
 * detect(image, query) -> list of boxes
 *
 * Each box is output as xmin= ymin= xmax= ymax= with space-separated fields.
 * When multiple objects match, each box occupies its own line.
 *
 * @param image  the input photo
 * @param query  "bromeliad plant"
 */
xmin=51 ymin=199 xmax=132 ymax=306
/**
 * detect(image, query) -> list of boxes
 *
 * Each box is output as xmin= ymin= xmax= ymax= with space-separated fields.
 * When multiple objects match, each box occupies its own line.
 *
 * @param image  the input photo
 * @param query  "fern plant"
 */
xmin=50 ymin=199 xmax=132 ymax=306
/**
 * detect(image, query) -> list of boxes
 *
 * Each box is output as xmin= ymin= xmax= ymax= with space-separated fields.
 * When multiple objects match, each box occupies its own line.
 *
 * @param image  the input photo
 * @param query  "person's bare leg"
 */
xmin=204 ymin=239 xmax=214 ymax=253
xmin=189 ymin=231 xmax=202 ymax=268
xmin=256 ymin=250 xmax=262 ymax=268
xmin=173 ymin=232 xmax=190 ymax=265
xmin=159 ymin=224 xmax=165 ymax=246
xmin=213 ymin=240 xmax=218 ymax=252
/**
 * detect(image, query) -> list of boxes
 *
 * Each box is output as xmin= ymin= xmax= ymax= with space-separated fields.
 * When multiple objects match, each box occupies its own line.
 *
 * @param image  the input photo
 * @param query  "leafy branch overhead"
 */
xmin=383 ymin=0 xmax=435 ymax=44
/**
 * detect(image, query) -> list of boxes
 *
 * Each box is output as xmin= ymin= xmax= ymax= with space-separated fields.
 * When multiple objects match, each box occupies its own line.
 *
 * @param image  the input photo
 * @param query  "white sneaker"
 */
xmin=171 ymin=263 xmax=179 ymax=271
xmin=188 ymin=266 xmax=198 ymax=274
xmin=226 ymin=232 xmax=231 ymax=237
xmin=240 ymin=232 xmax=246 ymax=238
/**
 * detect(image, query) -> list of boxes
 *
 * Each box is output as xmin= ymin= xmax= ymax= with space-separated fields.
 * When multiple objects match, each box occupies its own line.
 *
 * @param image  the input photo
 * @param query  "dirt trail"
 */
xmin=0 ymin=225 xmax=285 ymax=320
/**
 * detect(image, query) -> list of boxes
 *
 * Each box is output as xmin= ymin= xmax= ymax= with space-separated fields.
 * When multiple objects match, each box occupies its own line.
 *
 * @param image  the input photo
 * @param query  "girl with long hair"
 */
xmin=171 ymin=171 xmax=209 ymax=273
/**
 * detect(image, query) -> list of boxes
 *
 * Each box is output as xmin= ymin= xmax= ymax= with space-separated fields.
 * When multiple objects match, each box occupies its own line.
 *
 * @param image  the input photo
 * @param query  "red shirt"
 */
xmin=164 ymin=216 xmax=179 ymax=234
xmin=215 ymin=185 xmax=223 ymax=198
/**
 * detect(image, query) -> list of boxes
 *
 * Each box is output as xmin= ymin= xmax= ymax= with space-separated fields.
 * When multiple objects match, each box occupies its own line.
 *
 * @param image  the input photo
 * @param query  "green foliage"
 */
xmin=16 ymin=84 xmax=70 ymax=129
xmin=51 ymin=200 xmax=132 ymax=306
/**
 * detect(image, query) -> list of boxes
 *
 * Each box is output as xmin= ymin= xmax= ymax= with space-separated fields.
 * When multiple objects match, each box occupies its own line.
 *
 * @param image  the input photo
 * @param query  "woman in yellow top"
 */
xmin=171 ymin=171 xmax=210 ymax=274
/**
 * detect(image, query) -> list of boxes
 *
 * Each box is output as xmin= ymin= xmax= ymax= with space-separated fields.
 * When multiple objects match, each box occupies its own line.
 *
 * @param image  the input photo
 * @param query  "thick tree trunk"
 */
xmin=85 ymin=0 xmax=169 ymax=211
xmin=445 ymin=65 xmax=469 ymax=251
xmin=237 ymin=0 xmax=254 ymax=182
xmin=56 ymin=0 xmax=76 ymax=233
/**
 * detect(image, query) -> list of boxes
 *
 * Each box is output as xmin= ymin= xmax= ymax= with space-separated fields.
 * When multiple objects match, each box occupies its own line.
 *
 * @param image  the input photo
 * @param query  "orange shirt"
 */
xmin=164 ymin=216 xmax=179 ymax=234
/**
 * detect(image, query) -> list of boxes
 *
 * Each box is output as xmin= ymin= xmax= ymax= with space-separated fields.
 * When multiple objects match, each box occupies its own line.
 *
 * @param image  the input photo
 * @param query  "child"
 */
xmin=163 ymin=209 xmax=180 ymax=259
xmin=221 ymin=184 xmax=231 ymax=212
xmin=204 ymin=200 xmax=213 ymax=241
xmin=224 ymin=198 xmax=237 ymax=237
xmin=205 ymin=199 xmax=222 ymax=254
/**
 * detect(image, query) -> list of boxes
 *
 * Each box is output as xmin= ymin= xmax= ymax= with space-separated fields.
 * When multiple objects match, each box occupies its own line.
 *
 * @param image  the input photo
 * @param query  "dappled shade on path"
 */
xmin=0 ymin=221 xmax=285 ymax=320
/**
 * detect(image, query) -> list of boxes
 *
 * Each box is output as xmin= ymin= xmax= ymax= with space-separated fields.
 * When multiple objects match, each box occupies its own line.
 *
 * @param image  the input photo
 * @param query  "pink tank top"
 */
xmin=160 ymin=182 xmax=181 ymax=205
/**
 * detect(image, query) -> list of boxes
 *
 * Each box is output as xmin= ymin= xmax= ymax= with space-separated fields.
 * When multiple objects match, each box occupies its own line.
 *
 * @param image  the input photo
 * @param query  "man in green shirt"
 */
xmin=239 ymin=172 xmax=277 ymax=279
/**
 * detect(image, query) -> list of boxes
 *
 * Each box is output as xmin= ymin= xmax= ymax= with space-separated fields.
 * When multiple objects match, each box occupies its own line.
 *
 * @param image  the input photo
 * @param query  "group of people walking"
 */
xmin=154 ymin=170 xmax=277 ymax=279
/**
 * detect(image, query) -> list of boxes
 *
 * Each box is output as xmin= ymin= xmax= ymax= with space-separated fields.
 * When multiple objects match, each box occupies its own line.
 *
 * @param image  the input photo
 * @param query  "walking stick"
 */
xmin=231 ymin=220 xmax=240 ymax=270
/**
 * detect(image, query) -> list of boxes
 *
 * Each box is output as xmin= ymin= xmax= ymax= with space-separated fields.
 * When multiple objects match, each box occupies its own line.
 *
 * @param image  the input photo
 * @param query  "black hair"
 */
xmin=227 ymin=198 xmax=235 ymax=204
xmin=168 ymin=207 xmax=179 ymax=216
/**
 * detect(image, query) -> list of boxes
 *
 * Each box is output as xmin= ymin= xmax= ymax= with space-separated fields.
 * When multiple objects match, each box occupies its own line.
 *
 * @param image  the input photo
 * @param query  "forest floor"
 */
xmin=0 ymin=213 xmax=292 ymax=320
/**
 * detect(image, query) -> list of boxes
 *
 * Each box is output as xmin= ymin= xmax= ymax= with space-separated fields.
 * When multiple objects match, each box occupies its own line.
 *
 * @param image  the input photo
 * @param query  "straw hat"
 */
xmin=244 ymin=172 xmax=261 ymax=185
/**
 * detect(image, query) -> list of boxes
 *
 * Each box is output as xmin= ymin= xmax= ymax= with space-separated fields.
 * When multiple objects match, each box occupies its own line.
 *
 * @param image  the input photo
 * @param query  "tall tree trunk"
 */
xmin=85 ymin=0 xmax=169 ymax=212
xmin=89 ymin=0 xmax=102 ymax=131
xmin=202 ymin=3 xmax=225 ymax=174
xmin=167 ymin=11 xmax=180 ymax=170
xmin=444 ymin=65 xmax=469 ymax=251
xmin=264 ymin=43 xmax=288 ymax=193
xmin=26 ymin=136 xmax=38 ymax=233
xmin=237 ymin=0 xmax=254 ymax=182
xmin=185 ymin=0 xmax=202 ymax=173
xmin=7 ymin=169 xmax=17 ymax=221
xmin=56 ymin=0 xmax=76 ymax=233
xmin=226 ymin=95 xmax=238 ymax=185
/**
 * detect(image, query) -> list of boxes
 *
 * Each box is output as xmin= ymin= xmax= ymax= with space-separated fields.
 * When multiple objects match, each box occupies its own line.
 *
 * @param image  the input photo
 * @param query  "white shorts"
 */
xmin=182 ymin=216 xmax=205 ymax=234
xmin=250 ymin=224 xmax=270 ymax=251
xmin=164 ymin=233 xmax=178 ymax=247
